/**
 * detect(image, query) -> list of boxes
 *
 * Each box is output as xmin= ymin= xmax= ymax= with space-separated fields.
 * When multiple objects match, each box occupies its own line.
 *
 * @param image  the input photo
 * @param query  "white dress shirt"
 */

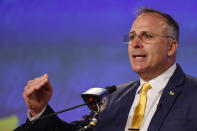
xmin=124 ymin=63 xmax=176 ymax=131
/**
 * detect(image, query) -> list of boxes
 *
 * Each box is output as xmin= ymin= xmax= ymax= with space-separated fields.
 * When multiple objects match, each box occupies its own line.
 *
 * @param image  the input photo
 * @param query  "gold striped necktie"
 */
xmin=129 ymin=83 xmax=151 ymax=131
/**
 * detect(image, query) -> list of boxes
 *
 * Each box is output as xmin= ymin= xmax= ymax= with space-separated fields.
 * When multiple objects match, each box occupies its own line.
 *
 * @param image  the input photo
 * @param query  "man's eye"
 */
xmin=144 ymin=33 xmax=153 ymax=39
xmin=129 ymin=35 xmax=135 ymax=40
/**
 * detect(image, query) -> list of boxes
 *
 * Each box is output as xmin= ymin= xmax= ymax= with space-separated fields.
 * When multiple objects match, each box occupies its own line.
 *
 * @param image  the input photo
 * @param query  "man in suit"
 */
xmin=16 ymin=7 xmax=197 ymax=131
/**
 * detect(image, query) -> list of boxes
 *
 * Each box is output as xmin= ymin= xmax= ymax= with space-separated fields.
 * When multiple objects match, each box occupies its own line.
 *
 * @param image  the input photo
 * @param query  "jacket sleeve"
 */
xmin=14 ymin=105 xmax=91 ymax=131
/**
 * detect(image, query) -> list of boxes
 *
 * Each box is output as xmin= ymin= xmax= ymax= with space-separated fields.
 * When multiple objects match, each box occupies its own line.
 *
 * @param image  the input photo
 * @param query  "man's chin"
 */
xmin=132 ymin=66 xmax=146 ymax=74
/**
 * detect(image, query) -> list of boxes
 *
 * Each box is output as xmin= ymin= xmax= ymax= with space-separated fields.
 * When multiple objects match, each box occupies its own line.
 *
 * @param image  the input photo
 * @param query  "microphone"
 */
xmin=81 ymin=85 xmax=117 ymax=112
xmin=79 ymin=85 xmax=117 ymax=131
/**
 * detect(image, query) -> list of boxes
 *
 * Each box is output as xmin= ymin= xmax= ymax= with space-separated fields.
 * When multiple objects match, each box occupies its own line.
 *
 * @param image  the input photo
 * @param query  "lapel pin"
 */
xmin=169 ymin=91 xmax=175 ymax=96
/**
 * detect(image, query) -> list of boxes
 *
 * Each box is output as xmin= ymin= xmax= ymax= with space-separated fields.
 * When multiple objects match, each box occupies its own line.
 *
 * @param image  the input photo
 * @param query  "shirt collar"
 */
xmin=137 ymin=63 xmax=177 ymax=94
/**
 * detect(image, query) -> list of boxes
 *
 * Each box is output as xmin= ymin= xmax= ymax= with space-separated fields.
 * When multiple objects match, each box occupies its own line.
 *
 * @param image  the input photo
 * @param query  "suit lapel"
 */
xmin=148 ymin=64 xmax=185 ymax=131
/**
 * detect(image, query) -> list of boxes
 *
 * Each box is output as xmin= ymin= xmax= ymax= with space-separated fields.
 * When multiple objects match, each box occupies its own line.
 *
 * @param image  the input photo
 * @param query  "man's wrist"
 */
xmin=28 ymin=105 xmax=47 ymax=121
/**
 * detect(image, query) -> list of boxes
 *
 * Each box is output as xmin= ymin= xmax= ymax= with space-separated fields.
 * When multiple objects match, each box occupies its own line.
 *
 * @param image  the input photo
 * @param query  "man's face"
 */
xmin=128 ymin=13 xmax=175 ymax=80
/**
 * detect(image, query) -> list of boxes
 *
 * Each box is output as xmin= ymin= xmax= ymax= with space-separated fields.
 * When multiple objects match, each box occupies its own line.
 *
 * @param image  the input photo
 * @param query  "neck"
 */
xmin=139 ymin=62 xmax=175 ymax=82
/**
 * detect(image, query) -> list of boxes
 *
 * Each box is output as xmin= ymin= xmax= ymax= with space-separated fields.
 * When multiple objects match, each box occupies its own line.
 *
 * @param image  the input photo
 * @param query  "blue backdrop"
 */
xmin=0 ymin=0 xmax=197 ymax=130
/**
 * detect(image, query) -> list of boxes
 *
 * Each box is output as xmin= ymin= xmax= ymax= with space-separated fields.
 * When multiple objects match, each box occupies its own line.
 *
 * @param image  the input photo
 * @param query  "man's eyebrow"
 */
xmin=129 ymin=31 xmax=135 ymax=34
xmin=141 ymin=31 xmax=151 ymax=33
xmin=130 ymin=31 xmax=152 ymax=34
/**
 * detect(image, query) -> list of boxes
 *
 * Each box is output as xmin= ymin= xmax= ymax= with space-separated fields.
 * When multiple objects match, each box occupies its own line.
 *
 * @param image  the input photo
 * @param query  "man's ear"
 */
xmin=168 ymin=40 xmax=178 ymax=57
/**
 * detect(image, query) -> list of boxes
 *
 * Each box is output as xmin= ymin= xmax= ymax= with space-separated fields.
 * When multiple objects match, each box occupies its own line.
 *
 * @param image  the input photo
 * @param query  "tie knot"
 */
xmin=142 ymin=83 xmax=151 ymax=93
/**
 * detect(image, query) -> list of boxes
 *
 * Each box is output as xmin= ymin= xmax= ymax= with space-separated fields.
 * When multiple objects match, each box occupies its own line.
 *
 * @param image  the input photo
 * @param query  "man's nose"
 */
xmin=130 ymin=37 xmax=143 ymax=48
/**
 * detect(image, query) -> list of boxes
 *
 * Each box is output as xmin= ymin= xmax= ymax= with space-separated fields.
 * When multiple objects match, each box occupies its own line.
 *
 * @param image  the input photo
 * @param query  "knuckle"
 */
xmin=23 ymin=90 xmax=28 ymax=98
xmin=24 ymin=86 xmax=28 ymax=92
xmin=27 ymin=80 xmax=31 ymax=85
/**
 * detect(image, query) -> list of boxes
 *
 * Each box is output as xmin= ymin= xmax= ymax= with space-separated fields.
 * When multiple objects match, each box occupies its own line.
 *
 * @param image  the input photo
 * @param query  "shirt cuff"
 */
xmin=27 ymin=105 xmax=47 ymax=121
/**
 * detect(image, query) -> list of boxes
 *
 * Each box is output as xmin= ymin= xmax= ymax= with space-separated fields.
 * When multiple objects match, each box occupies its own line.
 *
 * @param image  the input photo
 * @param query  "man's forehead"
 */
xmin=130 ymin=12 xmax=168 ymax=33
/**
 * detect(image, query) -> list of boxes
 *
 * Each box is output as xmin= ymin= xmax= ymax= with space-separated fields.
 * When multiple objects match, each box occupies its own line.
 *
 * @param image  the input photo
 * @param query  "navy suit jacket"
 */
xmin=15 ymin=64 xmax=197 ymax=131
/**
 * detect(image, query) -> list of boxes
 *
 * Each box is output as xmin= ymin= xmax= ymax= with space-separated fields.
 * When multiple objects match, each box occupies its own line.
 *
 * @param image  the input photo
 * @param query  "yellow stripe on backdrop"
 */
xmin=0 ymin=115 xmax=18 ymax=131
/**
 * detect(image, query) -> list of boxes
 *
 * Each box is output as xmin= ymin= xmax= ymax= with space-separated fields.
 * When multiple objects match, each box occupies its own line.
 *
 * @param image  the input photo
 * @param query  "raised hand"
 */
xmin=23 ymin=74 xmax=53 ymax=117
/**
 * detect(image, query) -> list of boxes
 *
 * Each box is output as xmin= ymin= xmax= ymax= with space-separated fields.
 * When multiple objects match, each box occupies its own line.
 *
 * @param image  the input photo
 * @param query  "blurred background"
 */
xmin=0 ymin=0 xmax=197 ymax=130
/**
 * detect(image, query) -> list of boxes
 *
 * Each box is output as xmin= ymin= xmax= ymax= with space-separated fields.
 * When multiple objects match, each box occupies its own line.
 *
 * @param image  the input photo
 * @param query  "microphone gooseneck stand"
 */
xmin=79 ymin=103 xmax=100 ymax=131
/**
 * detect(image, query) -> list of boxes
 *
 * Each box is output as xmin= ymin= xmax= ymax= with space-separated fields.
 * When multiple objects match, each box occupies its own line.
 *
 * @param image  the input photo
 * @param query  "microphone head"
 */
xmin=81 ymin=85 xmax=117 ymax=112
